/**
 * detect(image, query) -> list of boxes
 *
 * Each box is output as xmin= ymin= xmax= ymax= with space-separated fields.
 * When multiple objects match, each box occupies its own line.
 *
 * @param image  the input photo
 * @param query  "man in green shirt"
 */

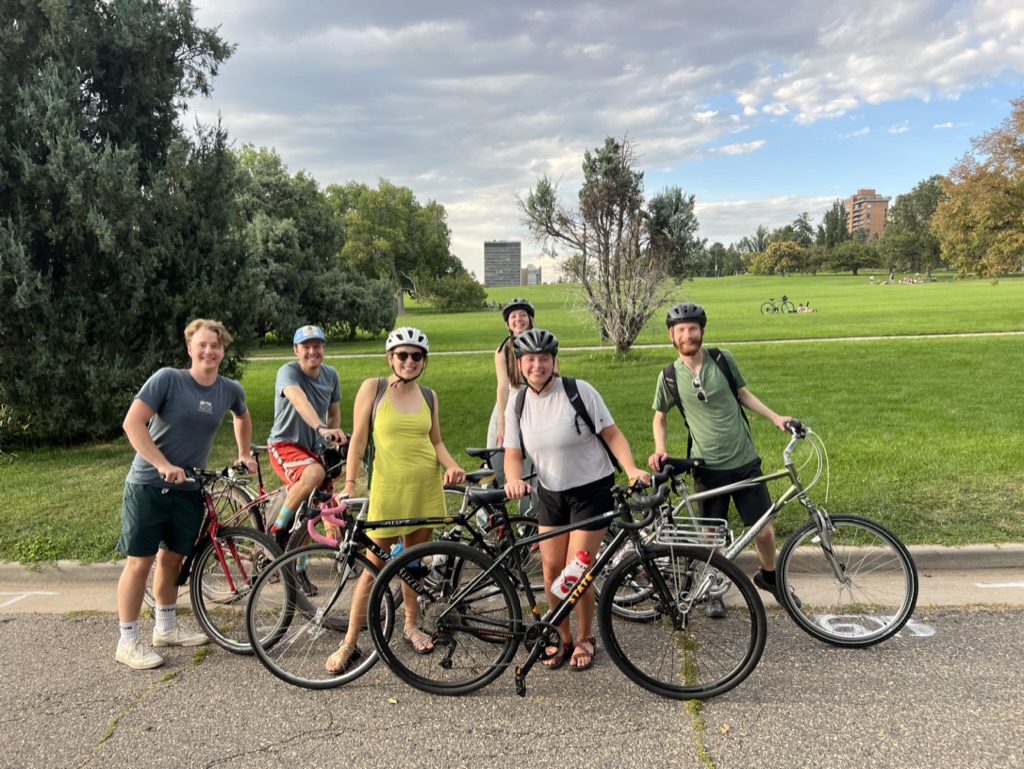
xmin=649 ymin=302 xmax=792 ymax=617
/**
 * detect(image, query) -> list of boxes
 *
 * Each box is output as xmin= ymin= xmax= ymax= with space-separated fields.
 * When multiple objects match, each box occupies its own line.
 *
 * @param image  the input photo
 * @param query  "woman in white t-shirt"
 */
xmin=503 ymin=329 xmax=649 ymax=672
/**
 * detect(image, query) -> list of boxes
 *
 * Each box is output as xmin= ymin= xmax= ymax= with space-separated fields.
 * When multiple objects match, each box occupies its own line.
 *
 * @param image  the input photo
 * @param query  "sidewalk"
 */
xmin=2 ymin=543 xmax=1023 ymax=613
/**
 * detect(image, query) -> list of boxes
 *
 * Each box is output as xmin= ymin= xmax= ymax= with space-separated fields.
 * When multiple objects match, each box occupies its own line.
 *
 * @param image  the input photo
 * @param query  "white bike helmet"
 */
xmin=385 ymin=327 xmax=429 ymax=353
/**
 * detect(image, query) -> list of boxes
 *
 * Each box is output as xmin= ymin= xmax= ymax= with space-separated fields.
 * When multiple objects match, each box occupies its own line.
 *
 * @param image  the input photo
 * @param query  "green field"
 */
xmin=3 ymin=273 xmax=1023 ymax=563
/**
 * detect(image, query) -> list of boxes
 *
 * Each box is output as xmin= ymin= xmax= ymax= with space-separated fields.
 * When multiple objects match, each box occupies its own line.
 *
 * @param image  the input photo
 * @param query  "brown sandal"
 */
xmin=325 ymin=641 xmax=361 ymax=674
xmin=543 ymin=640 xmax=573 ymax=670
xmin=570 ymin=637 xmax=595 ymax=671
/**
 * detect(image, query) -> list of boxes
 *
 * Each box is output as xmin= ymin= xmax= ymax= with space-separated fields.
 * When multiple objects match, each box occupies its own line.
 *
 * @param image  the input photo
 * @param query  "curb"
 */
xmin=2 ymin=544 xmax=1021 ymax=585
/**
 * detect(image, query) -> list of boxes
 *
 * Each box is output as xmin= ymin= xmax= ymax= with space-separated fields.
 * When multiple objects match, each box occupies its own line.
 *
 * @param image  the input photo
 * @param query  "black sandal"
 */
xmin=543 ymin=640 xmax=573 ymax=670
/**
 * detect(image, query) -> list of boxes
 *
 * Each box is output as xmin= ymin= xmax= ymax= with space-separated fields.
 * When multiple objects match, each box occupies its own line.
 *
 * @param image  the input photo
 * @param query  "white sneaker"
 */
xmin=152 ymin=625 xmax=209 ymax=648
xmin=115 ymin=639 xmax=165 ymax=670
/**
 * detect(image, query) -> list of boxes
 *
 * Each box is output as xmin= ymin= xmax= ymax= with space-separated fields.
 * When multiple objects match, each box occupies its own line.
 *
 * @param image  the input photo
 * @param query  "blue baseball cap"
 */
xmin=293 ymin=325 xmax=326 ymax=344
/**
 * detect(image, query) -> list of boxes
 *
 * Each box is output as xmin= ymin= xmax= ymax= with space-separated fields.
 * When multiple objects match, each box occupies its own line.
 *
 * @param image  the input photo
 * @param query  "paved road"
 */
xmin=2 ymin=547 xmax=1023 ymax=769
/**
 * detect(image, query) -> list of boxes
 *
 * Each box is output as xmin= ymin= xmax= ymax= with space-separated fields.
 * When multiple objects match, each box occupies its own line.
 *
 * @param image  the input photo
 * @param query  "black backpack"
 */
xmin=365 ymin=377 xmax=435 ymax=488
xmin=662 ymin=348 xmax=749 ymax=458
xmin=513 ymin=377 xmax=621 ymax=471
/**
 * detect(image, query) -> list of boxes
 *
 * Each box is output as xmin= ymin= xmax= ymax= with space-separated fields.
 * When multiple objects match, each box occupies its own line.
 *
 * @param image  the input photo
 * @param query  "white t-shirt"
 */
xmin=503 ymin=378 xmax=615 ymax=492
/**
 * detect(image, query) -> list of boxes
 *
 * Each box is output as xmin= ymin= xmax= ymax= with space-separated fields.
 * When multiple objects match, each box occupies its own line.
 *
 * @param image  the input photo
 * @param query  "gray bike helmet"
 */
xmin=513 ymin=328 xmax=558 ymax=358
xmin=502 ymin=298 xmax=535 ymax=322
xmin=666 ymin=302 xmax=707 ymax=329
xmin=385 ymin=327 xmax=429 ymax=353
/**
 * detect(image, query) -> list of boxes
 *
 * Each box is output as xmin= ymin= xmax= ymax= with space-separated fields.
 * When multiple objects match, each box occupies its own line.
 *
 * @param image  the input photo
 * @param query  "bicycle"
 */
xmin=244 ymin=488 xmax=543 ymax=689
xmin=365 ymin=474 xmax=768 ymax=701
xmin=655 ymin=420 xmax=919 ymax=648
xmin=143 ymin=445 xmax=286 ymax=608
xmin=147 ymin=467 xmax=281 ymax=654
xmin=760 ymin=295 xmax=795 ymax=314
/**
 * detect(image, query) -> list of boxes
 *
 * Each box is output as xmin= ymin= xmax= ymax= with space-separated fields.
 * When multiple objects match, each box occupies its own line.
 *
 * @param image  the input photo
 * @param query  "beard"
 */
xmin=675 ymin=337 xmax=703 ymax=357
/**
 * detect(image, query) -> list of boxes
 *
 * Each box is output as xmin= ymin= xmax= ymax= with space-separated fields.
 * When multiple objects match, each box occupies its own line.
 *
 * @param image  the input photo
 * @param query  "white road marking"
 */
xmin=974 ymin=581 xmax=1024 ymax=589
xmin=0 ymin=591 xmax=59 ymax=608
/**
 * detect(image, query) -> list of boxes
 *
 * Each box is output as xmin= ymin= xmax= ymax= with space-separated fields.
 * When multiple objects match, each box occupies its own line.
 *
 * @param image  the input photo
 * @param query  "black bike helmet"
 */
xmin=513 ymin=328 xmax=559 ymax=358
xmin=666 ymin=302 xmax=707 ymax=329
xmin=502 ymin=298 xmax=535 ymax=322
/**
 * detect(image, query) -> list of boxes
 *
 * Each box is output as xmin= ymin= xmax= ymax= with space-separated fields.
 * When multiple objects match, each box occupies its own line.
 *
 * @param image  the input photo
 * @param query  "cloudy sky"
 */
xmin=190 ymin=0 xmax=1024 ymax=279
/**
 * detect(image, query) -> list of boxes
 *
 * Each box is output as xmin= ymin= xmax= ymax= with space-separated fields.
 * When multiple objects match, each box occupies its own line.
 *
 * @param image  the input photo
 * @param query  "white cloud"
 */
xmin=711 ymin=140 xmax=766 ymax=155
xmin=934 ymin=121 xmax=955 ymax=129
xmin=889 ymin=122 xmax=910 ymax=133
xmin=840 ymin=127 xmax=871 ymax=139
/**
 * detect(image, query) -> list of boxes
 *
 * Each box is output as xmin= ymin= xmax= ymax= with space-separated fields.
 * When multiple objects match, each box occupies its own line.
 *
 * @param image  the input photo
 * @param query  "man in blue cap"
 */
xmin=267 ymin=325 xmax=347 ymax=590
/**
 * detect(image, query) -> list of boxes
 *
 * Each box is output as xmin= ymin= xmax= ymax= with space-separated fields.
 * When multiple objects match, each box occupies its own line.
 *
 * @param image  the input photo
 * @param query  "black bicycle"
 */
xmin=366 ymin=470 xmax=769 ymax=701
xmin=244 ymin=490 xmax=543 ymax=689
xmin=761 ymin=295 xmax=795 ymax=314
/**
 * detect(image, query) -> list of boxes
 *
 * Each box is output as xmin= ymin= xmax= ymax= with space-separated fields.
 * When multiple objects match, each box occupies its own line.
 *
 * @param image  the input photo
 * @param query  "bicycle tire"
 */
xmin=600 ymin=545 xmax=766 ymax=700
xmin=781 ymin=301 xmax=796 ymax=314
xmin=776 ymin=513 xmax=918 ymax=648
xmin=209 ymin=479 xmax=262 ymax=529
xmin=760 ymin=301 xmax=775 ymax=315
xmin=246 ymin=545 xmax=390 ymax=689
xmin=368 ymin=540 xmax=521 ymax=696
xmin=189 ymin=527 xmax=281 ymax=654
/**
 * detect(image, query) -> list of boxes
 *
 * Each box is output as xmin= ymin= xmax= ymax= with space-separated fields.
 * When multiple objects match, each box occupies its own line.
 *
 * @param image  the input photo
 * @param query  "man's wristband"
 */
xmin=316 ymin=423 xmax=328 ymax=431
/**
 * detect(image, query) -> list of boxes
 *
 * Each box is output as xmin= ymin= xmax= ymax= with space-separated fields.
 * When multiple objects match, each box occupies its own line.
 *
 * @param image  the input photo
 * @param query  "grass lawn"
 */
xmin=3 ymin=273 xmax=1023 ymax=563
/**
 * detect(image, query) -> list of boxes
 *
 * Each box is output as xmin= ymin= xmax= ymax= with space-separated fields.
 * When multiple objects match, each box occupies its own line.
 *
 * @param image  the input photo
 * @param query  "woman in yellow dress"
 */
xmin=326 ymin=327 xmax=465 ymax=673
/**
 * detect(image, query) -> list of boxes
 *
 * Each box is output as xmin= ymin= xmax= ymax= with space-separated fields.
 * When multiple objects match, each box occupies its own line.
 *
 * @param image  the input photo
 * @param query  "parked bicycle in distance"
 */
xmin=761 ymin=295 xmax=796 ymax=314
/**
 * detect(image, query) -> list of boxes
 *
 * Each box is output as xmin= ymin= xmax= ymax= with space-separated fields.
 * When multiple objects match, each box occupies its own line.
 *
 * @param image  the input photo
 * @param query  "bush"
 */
xmin=419 ymin=273 xmax=487 ymax=312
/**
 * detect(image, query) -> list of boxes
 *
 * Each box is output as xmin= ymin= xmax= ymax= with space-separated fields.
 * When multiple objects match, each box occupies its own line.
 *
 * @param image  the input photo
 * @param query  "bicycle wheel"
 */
xmin=760 ymin=302 xmax=775 ymax=315
xmin=189 ymin=527 xmax=280 ymax=654
xmin=209 ymin=479 xmax=262 ymax=529
xmin=480 ymin=515 xmax=544 ymax=593
xmin=781 ymin=301 xmax=796 ymax=314
xmin=600 ymin=545 xmax=766 ymax=700
xmin=246 ymin=545 xmax=389 ymax=688
xmin=368 ymin=541 xmax=521 ymax=696
xmin=776 ymin=513 xmax=918 ymax=648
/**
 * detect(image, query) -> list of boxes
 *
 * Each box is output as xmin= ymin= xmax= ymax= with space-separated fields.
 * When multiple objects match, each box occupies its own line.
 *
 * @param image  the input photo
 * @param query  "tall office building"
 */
xmin=520 ymin=264 xmax=542 ymax=286
xmin=483 ymin=240 xmax=522 ymax=287
xmin=846 ymin=189 xmax=891 ymax=238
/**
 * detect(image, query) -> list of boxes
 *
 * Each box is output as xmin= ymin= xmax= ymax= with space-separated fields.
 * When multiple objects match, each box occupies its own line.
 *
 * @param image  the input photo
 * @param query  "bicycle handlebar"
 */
xmin=612 ymin=483 xmax=670 ymax=530
xmin=305 ymin=497 xmax=350 ymax=546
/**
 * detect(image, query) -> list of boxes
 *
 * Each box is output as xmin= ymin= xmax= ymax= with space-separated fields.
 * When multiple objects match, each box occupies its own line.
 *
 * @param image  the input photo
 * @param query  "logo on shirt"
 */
xmin=198 ymin=400 xmax=214 ymax=414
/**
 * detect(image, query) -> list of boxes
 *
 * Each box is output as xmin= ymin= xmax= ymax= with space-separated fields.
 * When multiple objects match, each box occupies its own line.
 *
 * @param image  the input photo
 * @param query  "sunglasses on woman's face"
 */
xmin=394 ymin=351 xmax=425 ymax=363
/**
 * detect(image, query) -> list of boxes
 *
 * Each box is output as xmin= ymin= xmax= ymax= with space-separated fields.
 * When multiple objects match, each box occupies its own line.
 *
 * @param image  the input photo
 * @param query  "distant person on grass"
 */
xmin=266 ymin=325 xmax=347 ymax=594
xmin=648 ymin=302 xmax=794 ymax=618
xmin=115 ymin=319 xmax=257 ymax=670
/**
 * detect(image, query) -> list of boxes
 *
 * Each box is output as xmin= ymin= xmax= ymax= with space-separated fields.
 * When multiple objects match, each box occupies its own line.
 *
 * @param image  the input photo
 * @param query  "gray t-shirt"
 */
xmin=503 ymin=378 xmax=615 ymax=492
xmin=267 ymin=361 xmax=341 ymax=450
xmin=126 ymin=368 xmax=248 ymax=489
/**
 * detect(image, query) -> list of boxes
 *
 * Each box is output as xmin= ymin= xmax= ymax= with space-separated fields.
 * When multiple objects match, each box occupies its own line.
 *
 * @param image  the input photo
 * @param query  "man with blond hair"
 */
xmin=115 ymin=319 xmax=257 ymax=669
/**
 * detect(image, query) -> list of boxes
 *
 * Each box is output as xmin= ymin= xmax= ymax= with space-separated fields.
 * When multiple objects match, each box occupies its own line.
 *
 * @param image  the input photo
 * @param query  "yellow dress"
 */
xmin=367 ymin=389 xmax=444 ymax=537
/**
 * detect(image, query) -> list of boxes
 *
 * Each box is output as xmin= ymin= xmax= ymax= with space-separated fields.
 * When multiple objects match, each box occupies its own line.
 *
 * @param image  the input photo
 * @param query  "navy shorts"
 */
xmin=116 ymin=482 xmax=205 ymax=557
xmin=535 ymin=473 xmax=615 ymax=532
xmin=694 ymin=459 xmax=772 ymax=527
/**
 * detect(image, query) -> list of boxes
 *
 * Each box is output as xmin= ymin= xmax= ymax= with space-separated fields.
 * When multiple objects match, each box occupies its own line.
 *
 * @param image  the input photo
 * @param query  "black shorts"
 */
xmin=535 ymin=473 xmax=615 ymax=532
xmin=694 ymin=459 xmax=771 ymax=527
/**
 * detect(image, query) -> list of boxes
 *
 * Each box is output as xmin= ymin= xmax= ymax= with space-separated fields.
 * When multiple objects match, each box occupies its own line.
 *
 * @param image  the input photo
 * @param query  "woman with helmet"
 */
xmin=326 ymin=327 xmax=466 ymax=673
xmin=503 ymin=329 xmax=649 ymax=671
xmin=488 ymin=297 xmax=545 ymax=450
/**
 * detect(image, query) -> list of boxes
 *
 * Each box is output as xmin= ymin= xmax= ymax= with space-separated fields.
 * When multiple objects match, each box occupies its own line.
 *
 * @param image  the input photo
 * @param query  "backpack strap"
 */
xmin=515 ymin=379 xmax=620 ymax=471
xmin=706 ymin=348 xmax=749 ymax=428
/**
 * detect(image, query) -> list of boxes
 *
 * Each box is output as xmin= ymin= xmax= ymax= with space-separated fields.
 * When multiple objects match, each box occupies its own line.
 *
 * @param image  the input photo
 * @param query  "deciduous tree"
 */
xmin=932 ymin=98 xmax=1024 ymax=277
xmin=519 ymin=136 xmax=677 ymax=352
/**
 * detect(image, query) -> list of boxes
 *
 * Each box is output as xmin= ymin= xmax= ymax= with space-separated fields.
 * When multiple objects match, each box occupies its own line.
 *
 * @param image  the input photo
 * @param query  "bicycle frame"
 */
xmin=666 ymin=427 xmax=840 ymax=577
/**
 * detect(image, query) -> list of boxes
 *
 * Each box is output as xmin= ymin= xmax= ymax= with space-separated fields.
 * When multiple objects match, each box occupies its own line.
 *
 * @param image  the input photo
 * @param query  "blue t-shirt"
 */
xmin=267 ymin=361 xmax=341 ymax=450
xmin=126 ymin=368 xmax=248 ymax=489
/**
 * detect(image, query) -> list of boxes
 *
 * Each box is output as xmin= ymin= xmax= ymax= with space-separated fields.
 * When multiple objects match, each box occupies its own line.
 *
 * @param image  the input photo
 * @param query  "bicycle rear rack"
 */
xmin=654 ymin=518 xmax=730 ymax=547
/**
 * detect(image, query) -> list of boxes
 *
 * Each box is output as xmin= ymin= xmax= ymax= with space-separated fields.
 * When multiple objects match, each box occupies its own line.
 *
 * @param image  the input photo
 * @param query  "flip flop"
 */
xmin=570 ymin=637 xmax=595 ymax=671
